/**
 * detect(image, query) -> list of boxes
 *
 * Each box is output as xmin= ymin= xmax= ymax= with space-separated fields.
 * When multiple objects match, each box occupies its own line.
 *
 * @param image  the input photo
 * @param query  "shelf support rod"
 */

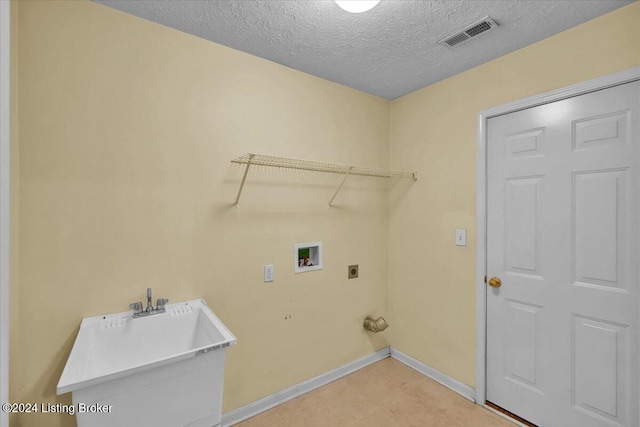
xmin=234 ymin=154 xmax=255 ymax=208
xmin=328 ymin=166 xmax=353 ymax=207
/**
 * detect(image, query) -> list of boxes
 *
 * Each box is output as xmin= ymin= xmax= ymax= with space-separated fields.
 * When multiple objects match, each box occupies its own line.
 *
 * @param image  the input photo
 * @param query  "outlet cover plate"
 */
xmin=264 ymin=265 xmax=274 ymax=282
xmin=348 ymin=265 xmax=359 ymax=279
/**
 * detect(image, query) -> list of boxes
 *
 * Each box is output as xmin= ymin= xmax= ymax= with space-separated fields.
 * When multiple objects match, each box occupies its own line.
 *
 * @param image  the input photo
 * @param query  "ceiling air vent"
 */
xmin=440 ymin=16 xmax=497 ymax=47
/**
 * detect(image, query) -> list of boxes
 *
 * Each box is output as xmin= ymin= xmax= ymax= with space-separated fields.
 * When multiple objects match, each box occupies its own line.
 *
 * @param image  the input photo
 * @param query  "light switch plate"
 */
xmin=264 ymin=265 xmax=274 ymax=282
xmin=455 ymin=229 xmax=467 ymax=246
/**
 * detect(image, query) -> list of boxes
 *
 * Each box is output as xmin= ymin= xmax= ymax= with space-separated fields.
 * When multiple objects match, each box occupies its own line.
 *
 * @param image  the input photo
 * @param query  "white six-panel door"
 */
xmin=486 ymin=81 xmax=639 ymax=427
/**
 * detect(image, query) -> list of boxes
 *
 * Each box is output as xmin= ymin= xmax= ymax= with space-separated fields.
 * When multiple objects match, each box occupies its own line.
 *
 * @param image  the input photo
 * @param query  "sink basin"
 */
xmin=57 ymin=298 xmax=237 ymax=427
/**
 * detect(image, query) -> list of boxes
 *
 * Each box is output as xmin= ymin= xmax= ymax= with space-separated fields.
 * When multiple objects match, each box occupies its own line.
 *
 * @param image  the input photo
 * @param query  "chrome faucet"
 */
xmin=146 ymin=287 xmax=154 ymax=312
xmin=129 ymin=287 xmax=169 ymax=318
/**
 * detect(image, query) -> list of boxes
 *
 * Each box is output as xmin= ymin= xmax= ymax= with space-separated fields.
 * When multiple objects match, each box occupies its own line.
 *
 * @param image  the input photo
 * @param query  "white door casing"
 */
xmin=0 ymin=1 xmax=9 ymax=426
xmin=483 ymin=80 xmax=639 ymax=427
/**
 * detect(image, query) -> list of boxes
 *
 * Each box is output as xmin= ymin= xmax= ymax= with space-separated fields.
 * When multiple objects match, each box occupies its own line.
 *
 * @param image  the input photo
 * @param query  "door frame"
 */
xmin=0 ymin=1 xmax=9 ymax=426
xmin=474 ymin=66 xmax=640 ymax=409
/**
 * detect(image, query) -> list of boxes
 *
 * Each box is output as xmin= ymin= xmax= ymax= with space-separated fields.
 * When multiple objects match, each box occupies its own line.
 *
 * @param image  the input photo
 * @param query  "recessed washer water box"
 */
xmin=295 ymin=241 xmax=323 ymax=273
xmin=57 ymin=299 xmax=237 ymax=427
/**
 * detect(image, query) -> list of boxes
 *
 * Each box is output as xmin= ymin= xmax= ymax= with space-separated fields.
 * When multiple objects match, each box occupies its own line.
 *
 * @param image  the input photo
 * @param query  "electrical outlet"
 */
xmin=264 ymin=265 xmax=274 ymax=283
xmin=455 ymin=229 xmax=467 ymax=246
xmin=348 ymin=265 xmax=359 ymax=279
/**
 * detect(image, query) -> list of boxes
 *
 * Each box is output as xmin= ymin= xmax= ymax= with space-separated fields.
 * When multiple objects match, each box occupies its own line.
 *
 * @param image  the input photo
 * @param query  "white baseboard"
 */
xmin=221 ymin=346 xmax=477 ymax=426
xmin=389 ymin=347 xmax=476 ymax=402
xmin=221 ymin=347 xmax=391 ymax=427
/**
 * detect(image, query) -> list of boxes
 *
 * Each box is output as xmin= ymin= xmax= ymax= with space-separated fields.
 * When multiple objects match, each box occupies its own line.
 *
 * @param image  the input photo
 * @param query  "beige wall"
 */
xmin=388 ymin=2 xmax=640 ymax=388
xmin=12 ymin=1 xmax=390 ymax=426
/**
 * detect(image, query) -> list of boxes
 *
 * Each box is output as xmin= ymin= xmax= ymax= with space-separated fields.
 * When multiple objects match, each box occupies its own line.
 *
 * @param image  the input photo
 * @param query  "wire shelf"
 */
xmin=230 ymin=153 xmax=417 ymax=207
xmin=232 ymin=154 xmax=416 ymax=179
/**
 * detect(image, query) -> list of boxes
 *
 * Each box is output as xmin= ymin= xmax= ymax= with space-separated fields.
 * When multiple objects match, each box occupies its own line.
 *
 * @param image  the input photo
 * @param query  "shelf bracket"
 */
xmin=234 ymin=153 xmax=255 ymax=207
xmin=328 ymin=166 xmax=353 ymax=207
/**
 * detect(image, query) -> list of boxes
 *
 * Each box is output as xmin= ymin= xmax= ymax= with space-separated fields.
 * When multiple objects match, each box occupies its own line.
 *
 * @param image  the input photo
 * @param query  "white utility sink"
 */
xmin=58 ymin=299 xmax=237 ymax=427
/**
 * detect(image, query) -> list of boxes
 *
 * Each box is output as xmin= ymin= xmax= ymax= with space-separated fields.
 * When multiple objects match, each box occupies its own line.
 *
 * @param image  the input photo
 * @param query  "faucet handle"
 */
xmin=156 ymin=298 xmax=169 ymax=309
xmin=129 ymin=301 xmax=143 ymax=313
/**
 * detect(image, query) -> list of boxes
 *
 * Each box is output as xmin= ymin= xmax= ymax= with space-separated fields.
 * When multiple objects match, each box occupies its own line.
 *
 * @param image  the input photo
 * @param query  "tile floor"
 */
xmin=235 ymin=357 xmax=517 ymax=427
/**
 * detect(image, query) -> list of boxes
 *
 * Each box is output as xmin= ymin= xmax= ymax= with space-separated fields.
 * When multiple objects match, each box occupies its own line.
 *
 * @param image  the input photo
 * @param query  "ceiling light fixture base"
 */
xmin=334 ymin=1 xmax=380 ymax=14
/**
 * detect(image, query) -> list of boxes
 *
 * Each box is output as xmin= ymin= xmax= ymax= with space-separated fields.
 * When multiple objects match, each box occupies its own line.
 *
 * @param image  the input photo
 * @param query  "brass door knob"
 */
xmin=488 ymin=277 xmax=502 ymax=288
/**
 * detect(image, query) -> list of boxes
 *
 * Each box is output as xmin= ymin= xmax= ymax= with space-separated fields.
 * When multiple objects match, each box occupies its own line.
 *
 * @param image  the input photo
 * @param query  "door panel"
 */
xmin=572 ymin=315 xmax=627 ymax=424
xmin=504 ymin=299 xmax=541 ymax=390
xmin=505 ymin=128 xmax=546 ymax=159
xmin=486 ymin=81 xmax=639 ymax=427
xmin=573 ymin=169 xmax=626 ymax=290
xmin=505 ymin=176 xmax=541 ymax=275
xmin=573 ymin=111 xmax=629 ymax=151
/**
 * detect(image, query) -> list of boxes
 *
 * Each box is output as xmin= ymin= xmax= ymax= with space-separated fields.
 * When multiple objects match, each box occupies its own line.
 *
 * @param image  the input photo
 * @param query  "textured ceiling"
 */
xmin=94 ymin=0 xmax=632 ymax=100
